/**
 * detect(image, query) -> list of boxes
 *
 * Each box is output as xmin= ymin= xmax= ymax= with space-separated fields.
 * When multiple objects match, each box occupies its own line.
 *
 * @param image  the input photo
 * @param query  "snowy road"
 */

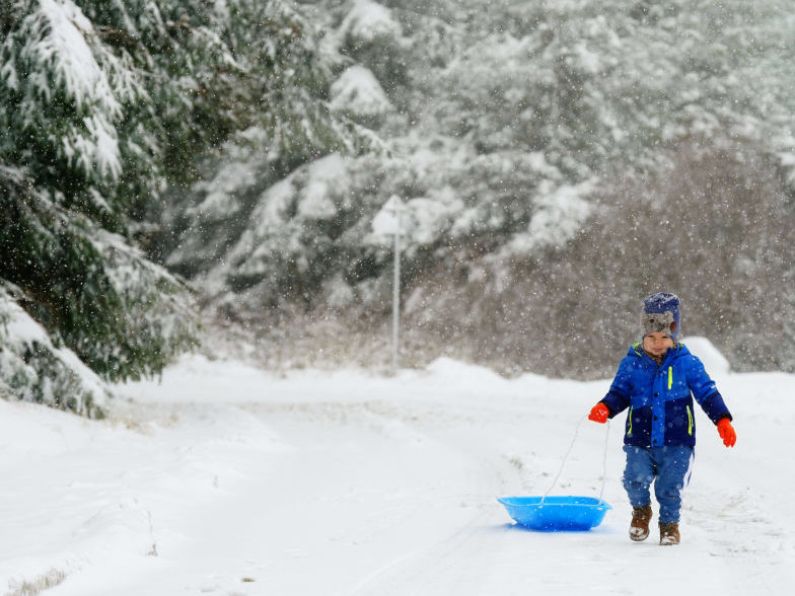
xmin=2 ymin=353 xmax=794 ymax=595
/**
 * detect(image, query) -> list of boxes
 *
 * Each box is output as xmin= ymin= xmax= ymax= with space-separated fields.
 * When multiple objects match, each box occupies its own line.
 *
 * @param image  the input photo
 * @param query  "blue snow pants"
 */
xmin=622 ymin=445 xmax=694 ymax=524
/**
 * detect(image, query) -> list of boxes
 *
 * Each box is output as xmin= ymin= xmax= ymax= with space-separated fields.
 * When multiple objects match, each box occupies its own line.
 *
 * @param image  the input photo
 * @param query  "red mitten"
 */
xmin=588 ymin=403 xmax=610 ymax=424
xmin=717 ymin=418 xmax=736 ymax=447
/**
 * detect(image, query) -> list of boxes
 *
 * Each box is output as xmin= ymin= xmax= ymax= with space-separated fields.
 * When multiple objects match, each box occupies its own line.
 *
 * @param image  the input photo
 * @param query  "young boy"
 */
xmin=587 ymin=292 xmax=736 ymax=545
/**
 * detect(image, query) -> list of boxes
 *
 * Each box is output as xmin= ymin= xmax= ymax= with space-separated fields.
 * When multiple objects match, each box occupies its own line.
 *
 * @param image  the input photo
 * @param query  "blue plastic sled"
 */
xmin=498 ymin=496 xmax=611 ymax=532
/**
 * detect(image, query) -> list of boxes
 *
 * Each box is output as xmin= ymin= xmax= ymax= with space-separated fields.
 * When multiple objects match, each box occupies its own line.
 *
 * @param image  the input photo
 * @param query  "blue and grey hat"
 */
xmin=642 ymin=292 xmax=681 ymax=341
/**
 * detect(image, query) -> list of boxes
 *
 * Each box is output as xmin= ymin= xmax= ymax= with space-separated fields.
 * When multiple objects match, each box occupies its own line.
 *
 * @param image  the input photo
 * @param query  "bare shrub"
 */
xmin=7 ymin=568 xmax=66 ymax=596
xmin=403 ymin=141 xmax=795 ymax=377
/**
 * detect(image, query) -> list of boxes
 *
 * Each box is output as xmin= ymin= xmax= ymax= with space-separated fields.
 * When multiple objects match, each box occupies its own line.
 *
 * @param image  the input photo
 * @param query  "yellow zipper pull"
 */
xmin=668 ymin=366 xmax=673 ymax=390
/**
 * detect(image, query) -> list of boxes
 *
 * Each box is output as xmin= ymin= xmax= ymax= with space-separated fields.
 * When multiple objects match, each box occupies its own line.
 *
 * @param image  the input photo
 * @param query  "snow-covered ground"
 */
xmin=2 ymin=339 xmax=794 ymax=595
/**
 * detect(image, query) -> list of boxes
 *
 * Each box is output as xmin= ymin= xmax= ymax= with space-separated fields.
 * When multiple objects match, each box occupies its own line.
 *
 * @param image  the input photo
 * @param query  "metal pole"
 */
xmin=392 ymin=205 xmax=401 ymax=373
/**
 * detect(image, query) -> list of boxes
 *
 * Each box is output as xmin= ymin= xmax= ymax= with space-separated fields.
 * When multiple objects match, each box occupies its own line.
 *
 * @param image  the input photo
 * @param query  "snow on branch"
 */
xmin=0 ymin=282 xmax=109 ymax=417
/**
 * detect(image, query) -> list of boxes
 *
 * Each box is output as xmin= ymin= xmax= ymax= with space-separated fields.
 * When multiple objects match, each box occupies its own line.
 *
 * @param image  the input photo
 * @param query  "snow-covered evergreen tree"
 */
xmin=0 ymin=0 xmax=200 ymax=410
xmin=162 ymin=0 xmax=374 ymax=278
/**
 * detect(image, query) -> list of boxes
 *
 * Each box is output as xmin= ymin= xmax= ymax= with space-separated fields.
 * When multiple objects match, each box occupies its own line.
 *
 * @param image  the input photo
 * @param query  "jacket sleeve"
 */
xmin=686 ymin=356 xmax=732 ymax=424
xmin=601 ymin=356 xmax=632 ymax=418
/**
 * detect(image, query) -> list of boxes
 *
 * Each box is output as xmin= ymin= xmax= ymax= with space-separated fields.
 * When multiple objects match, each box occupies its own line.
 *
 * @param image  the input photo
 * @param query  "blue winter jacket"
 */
xmin=600 ymin=343 xmax=732 ymax=448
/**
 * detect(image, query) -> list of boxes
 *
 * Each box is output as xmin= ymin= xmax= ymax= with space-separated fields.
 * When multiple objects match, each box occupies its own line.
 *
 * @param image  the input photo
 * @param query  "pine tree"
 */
xmin=162 ymin=0 xmax=372 ymax=278
xmin=0 ymin=0 xmax=197 ymax=412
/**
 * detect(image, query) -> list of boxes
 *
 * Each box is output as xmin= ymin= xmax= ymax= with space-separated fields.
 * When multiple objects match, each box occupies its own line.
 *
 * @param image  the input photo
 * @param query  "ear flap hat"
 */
xmin=641 ymin=292 xmax=681 ymax=342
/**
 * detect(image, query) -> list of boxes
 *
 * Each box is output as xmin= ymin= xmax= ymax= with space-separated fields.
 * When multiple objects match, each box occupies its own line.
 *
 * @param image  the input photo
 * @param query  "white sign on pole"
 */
xmin=371 ymin=195 xmax=405 ymax=373
xmin=371 ymin=195 xmax=404 ymax=236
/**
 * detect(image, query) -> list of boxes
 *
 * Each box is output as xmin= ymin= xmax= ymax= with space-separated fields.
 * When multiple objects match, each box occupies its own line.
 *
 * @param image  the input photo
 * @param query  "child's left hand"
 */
xmin=717 ymin=418 xmax=736 ymax=447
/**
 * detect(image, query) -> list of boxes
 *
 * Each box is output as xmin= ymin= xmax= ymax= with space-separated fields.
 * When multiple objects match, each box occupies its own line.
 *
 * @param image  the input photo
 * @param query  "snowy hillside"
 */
xmin=2 ymin=342 xmax=794 ymax=595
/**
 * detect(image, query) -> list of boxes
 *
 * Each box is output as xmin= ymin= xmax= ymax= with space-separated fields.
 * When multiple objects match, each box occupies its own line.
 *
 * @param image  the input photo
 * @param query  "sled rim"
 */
xmin=498 ymin=495 xmax=611 ymax=531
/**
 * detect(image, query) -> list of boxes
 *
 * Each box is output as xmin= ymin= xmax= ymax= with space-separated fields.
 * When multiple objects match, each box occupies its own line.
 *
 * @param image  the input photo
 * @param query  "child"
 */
xmin=587 ymin=292 xmax=736 ymax=545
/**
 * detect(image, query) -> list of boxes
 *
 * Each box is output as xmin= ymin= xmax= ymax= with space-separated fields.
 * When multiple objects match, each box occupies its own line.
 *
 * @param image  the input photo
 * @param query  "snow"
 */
xmin=683 ymin=336 xmax=732 ymax=374
xmin=2 ymin=343 xmax=794 ymax=595
xmin=506 ymin=181 xmax=594 ymax=254
xmin=0 ymin=285 xmax=108 ymax=411
xmin=22 ymin=0 xmax=124 ymax=179
xmin=339 ymin=0 xmax=403 ymax=44
xmin=330 ymin=65 xmax=394 ymax=119
xmin=189 ymin=162 xmax=256 ymax=222
xmin=74 ymin=113 xmax=121 ymax=180
xmin=296 ymin=154 xmax=347 ymax=219
xmin=214 ymin=153 xmax=353 ymax=282
xmin=31 ymin=0 xmax=118 ymax=114
xmin=404 ymin=188 xmax=466 ymax=247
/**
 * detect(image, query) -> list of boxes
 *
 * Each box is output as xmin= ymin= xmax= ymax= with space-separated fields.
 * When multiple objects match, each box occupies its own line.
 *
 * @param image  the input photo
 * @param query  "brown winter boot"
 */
xmin=659 ymin=522 xmax=681 ymax=545
xmin=629 ymin=504 xmax=653 ymax=542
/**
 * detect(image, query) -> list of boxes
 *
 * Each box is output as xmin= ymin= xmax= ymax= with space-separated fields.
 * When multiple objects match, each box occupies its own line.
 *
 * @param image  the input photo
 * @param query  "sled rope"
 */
xmin=541 ymin=415 xmax=610 ymax=504
xmin=599 ymin=417 xmax=610 ymax=503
